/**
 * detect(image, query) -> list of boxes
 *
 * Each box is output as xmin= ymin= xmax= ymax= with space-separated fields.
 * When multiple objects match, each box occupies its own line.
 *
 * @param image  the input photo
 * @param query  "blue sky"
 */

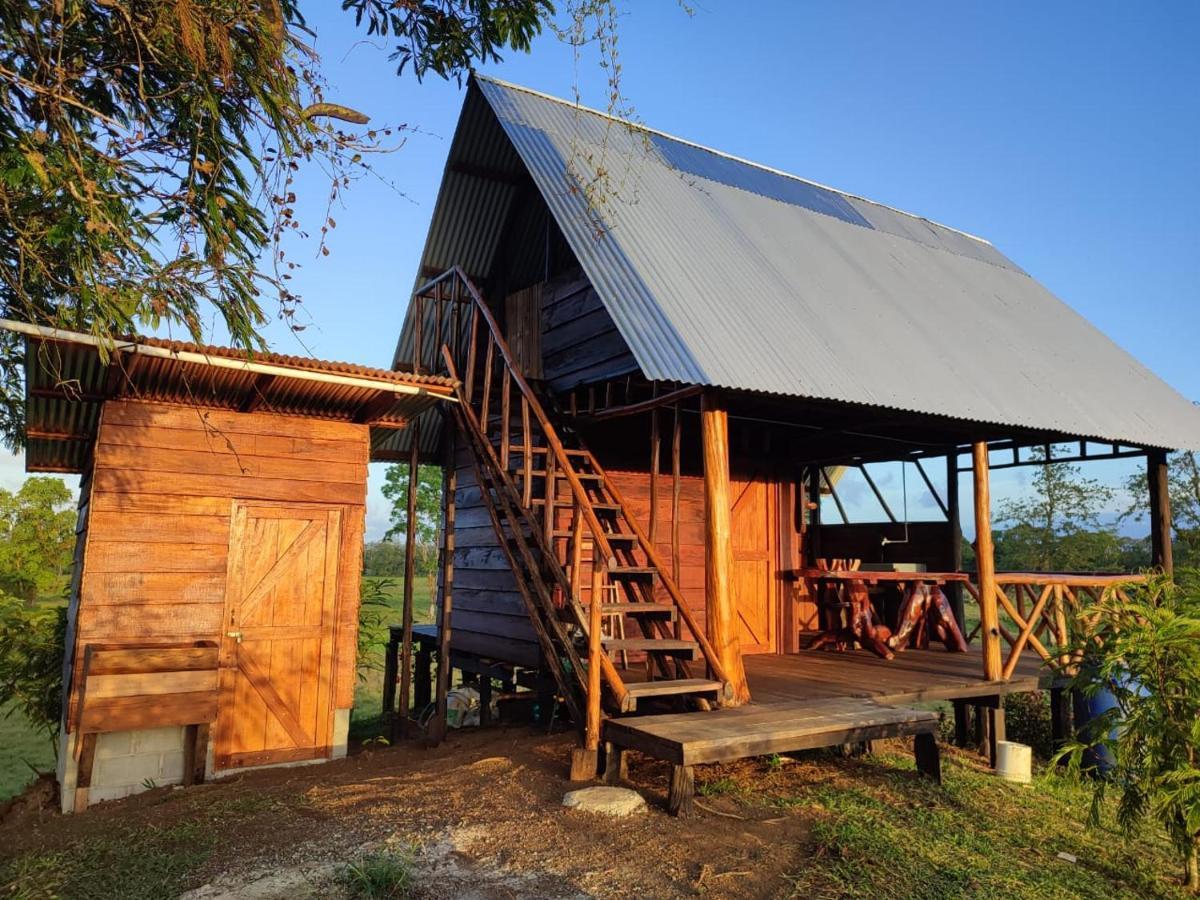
xmin=5 ymin=2 xmax=1197 ymax=538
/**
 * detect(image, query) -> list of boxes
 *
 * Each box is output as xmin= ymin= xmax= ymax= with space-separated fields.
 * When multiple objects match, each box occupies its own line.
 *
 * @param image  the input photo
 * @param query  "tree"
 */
xmin=994 ymin=446 xmax=1117 ymax=571
xmin=0 ymin=0 xmax=596 ymax=448
xmin=1124 ymin=451 xmax=1200 ymax=568
xmin=1059 ymin=571 xmax=1200 ymax=891
xmin=381 ymin=462 xmax=443 ymax=576
xmin=362 ymin=539 xmax=405 ymax=577
xmin=0 ymin=476 xmax=76 ymax=604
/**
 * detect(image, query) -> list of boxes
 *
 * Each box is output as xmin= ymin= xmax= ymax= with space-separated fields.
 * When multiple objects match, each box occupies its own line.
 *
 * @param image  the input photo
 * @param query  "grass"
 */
xmin=1 ymin=821 xmax=217 ymax=900
xmin=769 ymin=753 xmax=1189 ymax=899
xmin=352 ymin=577 xmax=434 ymax=741
xmin=0 ymin=705 xmax=56 ymax=802
xmin=336 ymin=848 xmax=416 ymax=899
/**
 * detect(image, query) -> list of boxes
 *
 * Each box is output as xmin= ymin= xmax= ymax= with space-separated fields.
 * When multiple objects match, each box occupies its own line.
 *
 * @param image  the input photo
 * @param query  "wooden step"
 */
xmin=530 ymin=469 xmax=602 ymax=482
xmin=623 ymin=678 xmax=722 ymax=706
xmin=553 ymin=529 xmax=638 ymax=544
xmin=599 ymin=602 xmax=676 ymax=618
xmin=602 ymin=638 xmax=699 ymax=659
xmin=501 ymin=444 xmax=590 ymax=458
xmin=532 ymin=499 xmax=620 ymax=513
xmin=608 ymin=566 xmax=656 ymax=580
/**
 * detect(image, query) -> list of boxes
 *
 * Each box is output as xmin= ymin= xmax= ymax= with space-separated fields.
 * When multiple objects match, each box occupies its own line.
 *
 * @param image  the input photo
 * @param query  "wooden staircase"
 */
xmin=413 ymin=268 xmax=731 ymax=773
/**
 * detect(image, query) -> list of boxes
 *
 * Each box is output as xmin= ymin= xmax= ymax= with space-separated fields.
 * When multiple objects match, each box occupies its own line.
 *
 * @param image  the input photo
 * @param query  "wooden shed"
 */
xmin=6 ymin=320 xmax=454 ymax=812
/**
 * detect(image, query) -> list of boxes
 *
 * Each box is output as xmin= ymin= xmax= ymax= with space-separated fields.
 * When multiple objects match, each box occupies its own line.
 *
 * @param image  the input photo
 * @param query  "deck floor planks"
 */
xmin=605 ymin=647 xmax=1049 ymax=768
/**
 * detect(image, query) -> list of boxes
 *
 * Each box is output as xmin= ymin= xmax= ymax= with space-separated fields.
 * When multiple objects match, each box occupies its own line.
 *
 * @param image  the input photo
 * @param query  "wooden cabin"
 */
xmin=381 ymin=76 xmax=1200 ymax=807
xmin=8 ymin=322 xmax=453 ymax=812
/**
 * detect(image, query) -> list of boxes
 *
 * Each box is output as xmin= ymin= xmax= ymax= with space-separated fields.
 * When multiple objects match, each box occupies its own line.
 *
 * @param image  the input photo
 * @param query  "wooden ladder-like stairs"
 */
xmin=414 ymin=268 xmax=731 ymax=769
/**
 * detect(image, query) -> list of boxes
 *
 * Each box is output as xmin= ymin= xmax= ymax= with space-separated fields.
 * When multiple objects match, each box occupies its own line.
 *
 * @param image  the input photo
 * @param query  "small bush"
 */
xmin=1004 ymin=691 xmax=1054 ymax=760
xmin=336 ymin=848 xmax=415 ymax=899
xmin=0 ymin=593 xmax=65 ymax=745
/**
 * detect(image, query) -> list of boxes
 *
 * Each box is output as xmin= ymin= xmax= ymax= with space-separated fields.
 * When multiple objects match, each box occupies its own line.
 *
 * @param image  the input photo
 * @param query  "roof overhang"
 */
xmin=4 ymin=319 xmax=457 ymax=473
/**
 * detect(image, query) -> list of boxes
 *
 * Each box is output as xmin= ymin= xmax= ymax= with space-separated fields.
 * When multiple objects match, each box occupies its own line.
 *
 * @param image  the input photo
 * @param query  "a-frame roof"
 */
xmin=397 ymin=74 xmax=1200 ymax=451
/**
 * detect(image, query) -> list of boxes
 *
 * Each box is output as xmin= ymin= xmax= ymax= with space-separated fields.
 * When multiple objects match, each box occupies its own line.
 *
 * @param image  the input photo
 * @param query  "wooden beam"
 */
xmin=29 ymin=387 xmax=105 ymax=403
xmin=1147 ymin=449 xmax=1174 ymax=575
xmin=971 ymin=442 xmax=1002 ymax=682
xmin=569 ymin=384 xmax=704 ymax=422
xmin=240 ymin=372 xmax=276 ymax=413
xmin=701 ymin=391 xmax=750 ymax=706
xmin=354 ymin=389 xmax=398 ymax=424
xmin=25 ymin=429 xmax=90 ymax=442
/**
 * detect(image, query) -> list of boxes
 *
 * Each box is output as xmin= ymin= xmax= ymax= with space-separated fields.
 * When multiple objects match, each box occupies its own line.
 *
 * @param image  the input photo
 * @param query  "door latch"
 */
xmin=226 ymin=630 xmax=243 ymax=644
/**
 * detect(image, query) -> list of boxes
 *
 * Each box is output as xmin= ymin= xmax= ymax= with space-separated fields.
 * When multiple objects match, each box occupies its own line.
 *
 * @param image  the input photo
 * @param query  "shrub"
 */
xmin=1058 ymin=570 xmax=1200 ymax=892
xmin=336 ymin=848 xmax=415 ymax=899
xmin=1003 ymin=691 xmax=1053 ymax=760
xmin=0 ymin=592 xmax=65 ymax=744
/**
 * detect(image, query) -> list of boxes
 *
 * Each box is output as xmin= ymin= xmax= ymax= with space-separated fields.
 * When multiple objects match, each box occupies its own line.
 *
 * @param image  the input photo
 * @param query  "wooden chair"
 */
xmin=72 ymin=642 xmax=219 ymax=811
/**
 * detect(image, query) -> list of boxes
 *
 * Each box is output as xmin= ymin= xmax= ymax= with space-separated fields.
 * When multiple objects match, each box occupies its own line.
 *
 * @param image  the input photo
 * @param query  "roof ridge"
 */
xmin=473 ymin=73 xmax=995 ymax=248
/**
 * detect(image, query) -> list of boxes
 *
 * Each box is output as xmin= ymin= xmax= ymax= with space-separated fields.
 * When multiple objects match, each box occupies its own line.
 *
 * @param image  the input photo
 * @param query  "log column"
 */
xmin=1147 ymin=449 xmax=1174 ymax=575
xmin=393 ymin=420 xmax=421 ymax=740
xmin=701 ymin=392 xmax=751 ymax=706
xmin=430 ymin=422 xmax=456 ymax=745
xmin=971 ymin=441 xmax=1004 ymax=765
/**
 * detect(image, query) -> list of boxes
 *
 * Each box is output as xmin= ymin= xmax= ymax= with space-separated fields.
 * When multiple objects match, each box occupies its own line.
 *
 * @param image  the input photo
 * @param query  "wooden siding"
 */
xmin=66 ymin=399 xmax=368 ymax=733
xmin=437 ymin=438 xmax=541 ymax=667
xmin=540 ymin=273 xmax=638 ymax=391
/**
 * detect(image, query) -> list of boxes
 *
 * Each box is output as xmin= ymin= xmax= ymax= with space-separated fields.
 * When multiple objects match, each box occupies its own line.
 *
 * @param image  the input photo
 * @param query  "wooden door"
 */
xmin=504 ymin=284 xmax=543 ymax=378
xmin=730 ymin=478 xmax=777 ymax=654
xmin=214 ymin=502 xmax=342 ymax=770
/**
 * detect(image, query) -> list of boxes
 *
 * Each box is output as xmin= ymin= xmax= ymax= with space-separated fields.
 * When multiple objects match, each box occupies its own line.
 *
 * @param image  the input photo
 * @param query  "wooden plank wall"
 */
xmin=540 ymin=272 xmax=639 ymax=391
xmin=437 ymin=438 xmax=541 ymax=666
xmin=66 ymin=399 xmax=368 ymax=731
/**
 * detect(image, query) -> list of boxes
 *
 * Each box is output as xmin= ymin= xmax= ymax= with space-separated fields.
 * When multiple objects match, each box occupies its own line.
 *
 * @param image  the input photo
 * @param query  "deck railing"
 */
xmin=963 ymin=572 xmax=1147 ymax=679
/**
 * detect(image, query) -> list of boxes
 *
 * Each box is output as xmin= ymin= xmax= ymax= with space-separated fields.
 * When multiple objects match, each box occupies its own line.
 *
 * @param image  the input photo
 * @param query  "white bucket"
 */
xmin=995 ymin=740 xmax=1032 ymax=783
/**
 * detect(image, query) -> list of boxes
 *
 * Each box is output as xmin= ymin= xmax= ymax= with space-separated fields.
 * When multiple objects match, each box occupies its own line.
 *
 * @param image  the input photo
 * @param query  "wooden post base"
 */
xmin=983 ymin=705 xmax=1006 ymax=769
xmin=569 ymin=747 xmax=599 ymax=782
xmin=668 ymin=764 xmax=695 ymax=818
xmin=603 ymin=742 xmax=628 ymax=784
xmin=952 ymin=700 xmax=970 ymax=748
xmin=914 ymin=732 xmax=941 ymax=783
xmin=1050 ymin=686 xmax=1069 ymax=761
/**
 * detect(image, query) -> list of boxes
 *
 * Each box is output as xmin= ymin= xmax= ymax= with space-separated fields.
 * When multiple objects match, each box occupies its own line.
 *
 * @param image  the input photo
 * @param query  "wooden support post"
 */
xmin=914 ymin=732 xmax=942 ymax=783
xmin=74 ymin=732 xmax=98 ymax=812
xmin=603 ymin=741 xmax=628 ymax=784
xmin=1147 ymin=449 xmax=1174 ymax=575
xmin=952 ymin=700 xmax=969 ymax=749
xmin=571 ymin=565 xmax=604 ymax=781
xmin=946 ymin=452 xmax=965 ymax=630
xmin=382 ymin=628 xmax=399 ymax=732
xmin=397 ymin=422 xmax=421 ymax=739
xmin=806 ymin=465 xmax=822 ymax=565
xmin=182 ymin=724 xmax=207 ymax=787
xmin=649 ymin=404 xmax=660 ymax=545
xmin=1050 ymin=686 xmax=1069 ymax=759
xmin=431 ymin=428 xmax=457 ymax=745
xmin=414 ymin=646 xmax=433 ymax=712
xmin=972 ymin=442 xmax=1002 ymax=683
xmin=701 ymin=392 xmax=751 ymax=705
xmin=669 ymin=764 xmax=695 ymax=817
xmin=671 ymin=403 xmax=683 ymax=626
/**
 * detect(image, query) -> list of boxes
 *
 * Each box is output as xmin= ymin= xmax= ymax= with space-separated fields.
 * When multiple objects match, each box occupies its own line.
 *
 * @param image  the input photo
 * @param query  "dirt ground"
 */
xmin=0 ymin=723 xmax=851 ymax=899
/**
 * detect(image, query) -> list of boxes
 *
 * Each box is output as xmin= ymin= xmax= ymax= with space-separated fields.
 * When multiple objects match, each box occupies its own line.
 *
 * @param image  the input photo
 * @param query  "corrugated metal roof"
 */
xmin=405 ymin=75 xmax=1200 ymax=451
xmin=15 ymin=324 xmax=455 ymax=472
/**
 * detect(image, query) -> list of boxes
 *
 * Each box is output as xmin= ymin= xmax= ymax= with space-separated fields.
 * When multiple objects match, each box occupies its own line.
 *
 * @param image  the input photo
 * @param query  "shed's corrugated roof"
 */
xmin=425 ymin=75 xmax=1200 ymax=451
xmin=13 ymin=323 xmax=455 ymax=472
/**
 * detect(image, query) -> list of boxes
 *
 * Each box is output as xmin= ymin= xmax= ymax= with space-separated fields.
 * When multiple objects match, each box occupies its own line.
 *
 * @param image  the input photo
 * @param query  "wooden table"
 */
xmin=791 ymin=568 xmax=971 ymax=659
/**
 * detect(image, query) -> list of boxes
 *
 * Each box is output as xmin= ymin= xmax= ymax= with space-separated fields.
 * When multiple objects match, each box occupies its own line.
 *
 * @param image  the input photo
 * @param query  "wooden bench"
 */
xmin=602 ymin=697 xmax=941 ymax=816
xmin=72 ymin=642 xmax=219 ymax=811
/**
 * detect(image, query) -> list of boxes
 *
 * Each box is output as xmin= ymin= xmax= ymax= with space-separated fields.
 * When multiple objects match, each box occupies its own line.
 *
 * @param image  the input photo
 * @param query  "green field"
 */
xmin=0 ymin=705 xmax=57 ymax=803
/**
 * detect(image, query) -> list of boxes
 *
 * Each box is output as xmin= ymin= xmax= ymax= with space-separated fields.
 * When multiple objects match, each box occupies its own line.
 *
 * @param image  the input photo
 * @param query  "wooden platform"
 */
xmin=743 ymin=645 xmax=1050 ymax=706
xmin=601 ymin=647 xmax=1049 ymax=815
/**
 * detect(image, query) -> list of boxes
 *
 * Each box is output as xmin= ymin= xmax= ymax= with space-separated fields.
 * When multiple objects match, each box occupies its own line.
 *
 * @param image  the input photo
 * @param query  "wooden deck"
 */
xmin=601 ymin=647 xmax=1051 ymax=814
xmin=743 ymin=645 xmax=1050 ymax=707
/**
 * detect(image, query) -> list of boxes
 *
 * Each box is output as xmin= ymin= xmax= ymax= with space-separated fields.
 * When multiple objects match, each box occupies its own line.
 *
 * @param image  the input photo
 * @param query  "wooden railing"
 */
xmin=964 ymin=572 xmax=1147 ymax=679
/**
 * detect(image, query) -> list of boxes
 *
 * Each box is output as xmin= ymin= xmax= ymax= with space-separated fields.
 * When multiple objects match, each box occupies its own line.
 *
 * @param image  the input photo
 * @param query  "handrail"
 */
xmin=443 ymin=269 xmax=620 ymax=571
xmin=440 ymin=343 xmax=630 ymax=710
